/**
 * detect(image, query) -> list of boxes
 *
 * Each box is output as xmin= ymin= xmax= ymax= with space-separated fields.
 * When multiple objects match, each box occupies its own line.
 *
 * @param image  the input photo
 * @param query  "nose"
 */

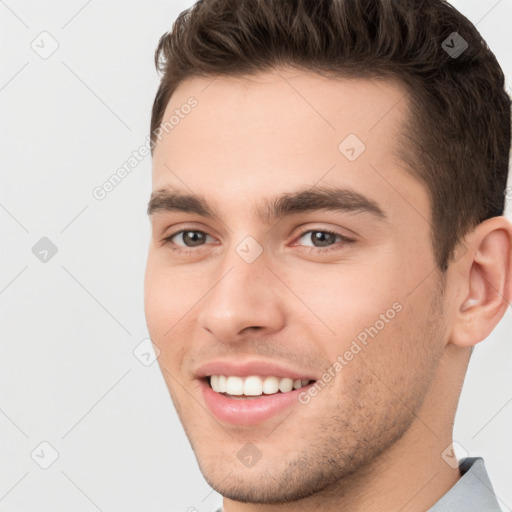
xmin=197 ymin=243 xmax=286 ymax=343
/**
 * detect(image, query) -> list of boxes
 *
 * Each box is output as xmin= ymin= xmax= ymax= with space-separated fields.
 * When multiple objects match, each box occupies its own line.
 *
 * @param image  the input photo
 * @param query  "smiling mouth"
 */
xmin=207 ymin=375 xmax=314 ymax=398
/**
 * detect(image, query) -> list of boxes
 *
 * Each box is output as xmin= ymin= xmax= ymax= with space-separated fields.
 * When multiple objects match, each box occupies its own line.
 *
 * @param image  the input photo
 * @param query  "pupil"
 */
xmin=184 ymin=231 xmax=205 ymax=246
xmin=314 ymin=231 xmax=334 ymax=247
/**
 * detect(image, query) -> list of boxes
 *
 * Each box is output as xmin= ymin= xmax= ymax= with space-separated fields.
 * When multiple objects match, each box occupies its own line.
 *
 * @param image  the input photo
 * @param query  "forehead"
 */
xmin=159 ymin=67 xmax=409 ymax=132
xmin=150 ymin=68 xmax=427 ymax=225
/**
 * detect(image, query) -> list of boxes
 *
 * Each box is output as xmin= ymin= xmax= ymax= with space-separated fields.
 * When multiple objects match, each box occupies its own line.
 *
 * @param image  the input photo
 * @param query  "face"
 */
xmin=144 ymin=68 xmax=448 ymax=504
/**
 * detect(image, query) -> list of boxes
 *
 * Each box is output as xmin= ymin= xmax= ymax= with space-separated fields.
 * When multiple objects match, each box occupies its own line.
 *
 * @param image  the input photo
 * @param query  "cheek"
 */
xmin=144 ymin=259 xmax=203 ymax=378
xmin=144 ymin=255 xmax=193 ymax=336
xmin=298 ymin=266 xmax=438 ymax=402
xmin=291 ymin=262 xmax=403 ymax=343
xmin=144 ymin=263 xmax=169 ymax=338
xmin=343 ymin=290 xmax=443 ymax=402
xmin=321 ymin=301 xmax=440 ymax=437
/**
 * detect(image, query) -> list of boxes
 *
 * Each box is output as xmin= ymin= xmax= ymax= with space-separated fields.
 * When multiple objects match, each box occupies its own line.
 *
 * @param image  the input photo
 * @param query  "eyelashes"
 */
xmin=162 ymin=228 xmax=356 ymax=255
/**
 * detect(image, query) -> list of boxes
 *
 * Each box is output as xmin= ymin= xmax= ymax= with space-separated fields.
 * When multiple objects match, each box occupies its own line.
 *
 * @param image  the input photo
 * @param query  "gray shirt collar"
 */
xmin=428 ymin=457 xmax=501 ymax=511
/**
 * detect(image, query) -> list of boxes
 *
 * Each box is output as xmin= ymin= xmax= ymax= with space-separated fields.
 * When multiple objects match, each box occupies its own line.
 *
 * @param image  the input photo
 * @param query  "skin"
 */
xmin=144 ymin=67 xmax=512 ymax=511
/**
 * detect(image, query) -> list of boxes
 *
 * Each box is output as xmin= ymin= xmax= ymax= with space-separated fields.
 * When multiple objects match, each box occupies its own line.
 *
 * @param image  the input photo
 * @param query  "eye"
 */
xmin=164 ymin=229 xmax=215 ymax=250
xmin=294 ymin=229 xmax=355 ymax=252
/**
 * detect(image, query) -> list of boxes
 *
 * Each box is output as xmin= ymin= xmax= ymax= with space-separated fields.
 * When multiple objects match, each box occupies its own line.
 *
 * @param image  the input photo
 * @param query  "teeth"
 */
xmin=262 ymin=376 xmax=279 ymax=394
xmin=226 ymin=376 xmax=244 ymax=395
xmin=278 ymin=378 xmax=294 ymax=393
xmin=244 ymin=376 xmax=263 ymax=396
xmin=209 ymin=375 xmax=311 ymax=396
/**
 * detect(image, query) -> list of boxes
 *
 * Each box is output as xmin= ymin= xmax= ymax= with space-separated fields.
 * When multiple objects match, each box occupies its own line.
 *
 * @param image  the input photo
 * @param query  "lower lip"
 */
xmin=200 ymin=379 xmax=312 ymax=426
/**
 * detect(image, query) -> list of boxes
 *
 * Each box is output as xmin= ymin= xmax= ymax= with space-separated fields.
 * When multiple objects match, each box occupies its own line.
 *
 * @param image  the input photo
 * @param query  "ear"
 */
xmin=449 ymin=216 xmax=512 ymax=348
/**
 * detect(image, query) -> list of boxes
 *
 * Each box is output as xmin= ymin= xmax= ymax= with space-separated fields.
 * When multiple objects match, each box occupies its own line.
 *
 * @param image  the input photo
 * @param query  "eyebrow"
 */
xmin=147 ymin=185 xmax=387 ymax=223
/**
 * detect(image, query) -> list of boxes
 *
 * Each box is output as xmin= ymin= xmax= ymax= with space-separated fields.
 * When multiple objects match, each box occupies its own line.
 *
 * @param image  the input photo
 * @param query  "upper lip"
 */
xmin=195 ymin=359 xmax=318 ymax=381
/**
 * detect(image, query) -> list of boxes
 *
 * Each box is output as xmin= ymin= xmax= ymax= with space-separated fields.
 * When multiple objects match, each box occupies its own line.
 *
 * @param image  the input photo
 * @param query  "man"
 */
xmin=144 ymin=0 xmax=511 ymax=510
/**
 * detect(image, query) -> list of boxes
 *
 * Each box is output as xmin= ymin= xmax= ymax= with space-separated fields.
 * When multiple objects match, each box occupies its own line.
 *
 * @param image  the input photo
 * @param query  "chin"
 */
xmin=192 ymin=447 xmax=347 ymax=505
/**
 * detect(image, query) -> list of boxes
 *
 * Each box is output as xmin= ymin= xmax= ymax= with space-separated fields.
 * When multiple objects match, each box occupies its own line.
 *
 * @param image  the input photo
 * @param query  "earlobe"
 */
xmin=450 ymin=216 xmax=512 ymax=348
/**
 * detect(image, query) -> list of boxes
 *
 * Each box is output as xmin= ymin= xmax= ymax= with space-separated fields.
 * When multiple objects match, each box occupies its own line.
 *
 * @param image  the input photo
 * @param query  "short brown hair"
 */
xmin=150 ymin=0 xmax=511 ymax=271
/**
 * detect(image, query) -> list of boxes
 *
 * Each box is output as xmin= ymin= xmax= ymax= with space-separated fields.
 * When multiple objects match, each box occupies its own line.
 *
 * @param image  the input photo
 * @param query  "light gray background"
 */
xmin=0 ymin=1 xmax=511 ymax=511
